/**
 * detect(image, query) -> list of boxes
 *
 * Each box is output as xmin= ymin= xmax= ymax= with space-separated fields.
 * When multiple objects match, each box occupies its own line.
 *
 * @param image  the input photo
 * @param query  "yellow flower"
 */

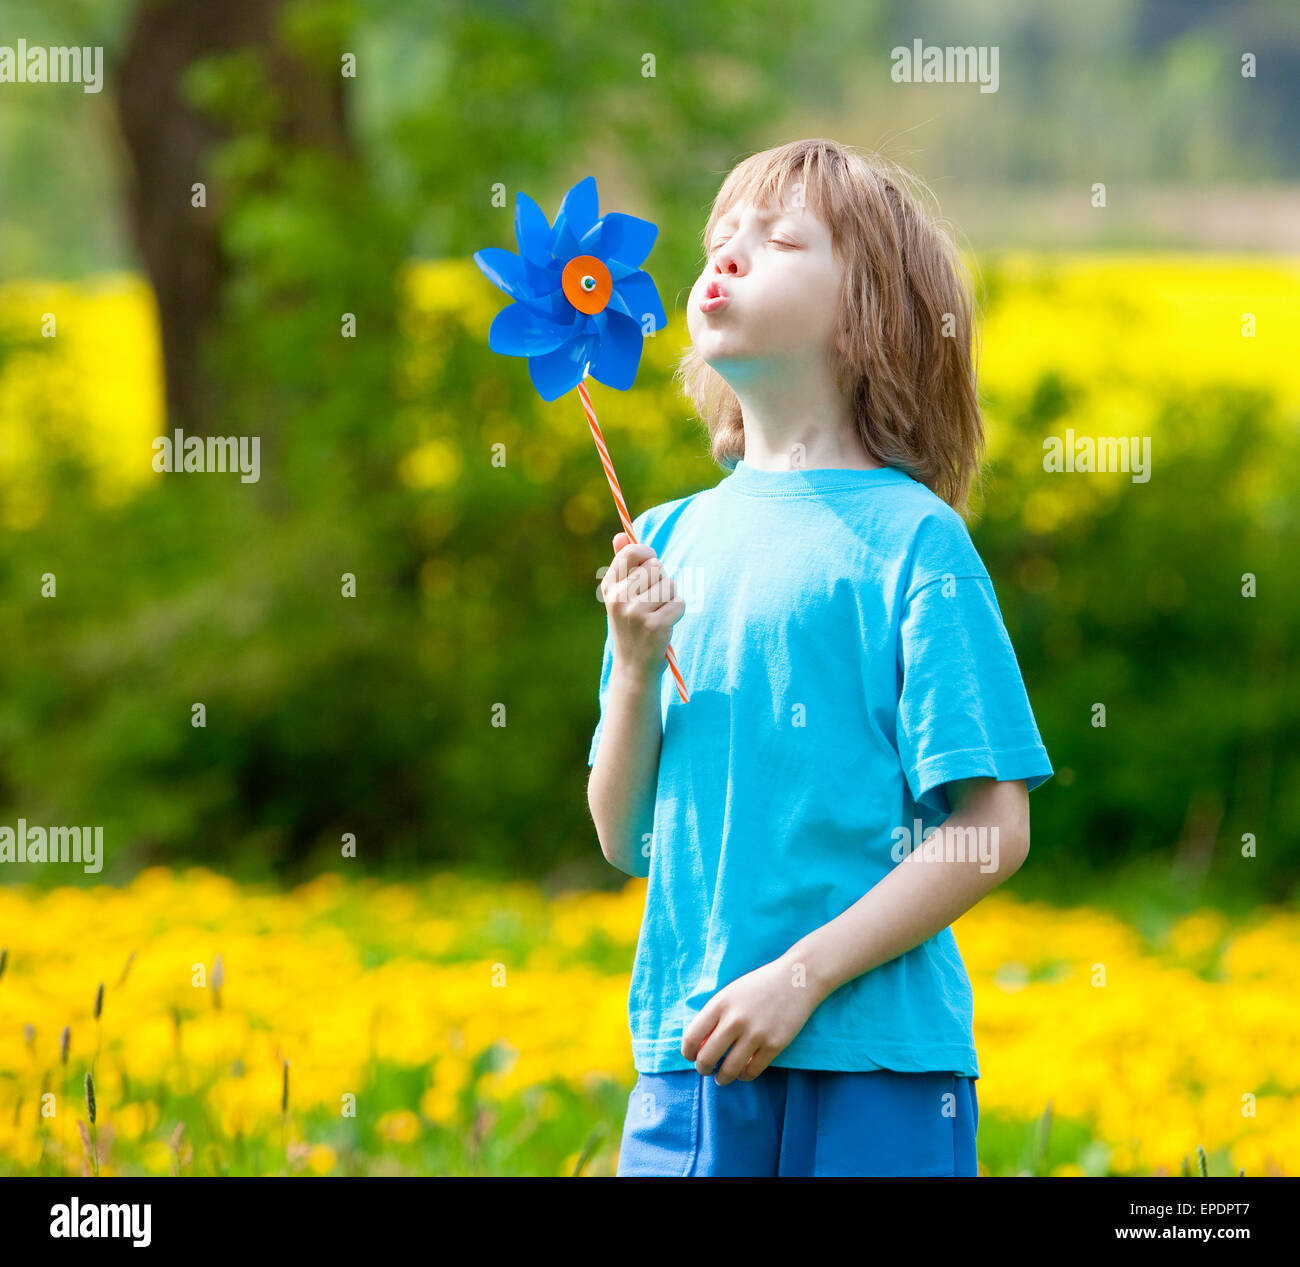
xmin=399 ymin=439 xmax=463 ymax=490
xmin=307 ymin=1144 xmax=337 ymax=1174
xmin=141 ymin=1140 xmax=173 ymax=1173
xmin=376 ymin=1110 xmax=420 ymax=1144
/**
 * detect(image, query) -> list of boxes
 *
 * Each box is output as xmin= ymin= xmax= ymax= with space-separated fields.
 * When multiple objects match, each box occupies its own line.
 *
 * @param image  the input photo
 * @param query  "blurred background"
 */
xmin=0 ymin=0 xmax=1297 ymax=1177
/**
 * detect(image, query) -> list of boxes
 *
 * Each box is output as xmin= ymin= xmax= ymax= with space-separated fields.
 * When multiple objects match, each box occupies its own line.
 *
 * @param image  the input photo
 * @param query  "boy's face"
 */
xmin=686 ymin=181 xmax=841 ymax=379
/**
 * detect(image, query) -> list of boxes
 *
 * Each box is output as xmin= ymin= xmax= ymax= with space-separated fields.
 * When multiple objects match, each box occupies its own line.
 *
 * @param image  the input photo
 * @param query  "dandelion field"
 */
xmin=0 ymin=868 xmax=1296 ymax=1177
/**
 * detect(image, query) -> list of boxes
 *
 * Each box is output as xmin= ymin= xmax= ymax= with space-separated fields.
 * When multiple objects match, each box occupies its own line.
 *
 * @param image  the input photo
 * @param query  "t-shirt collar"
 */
xmin=723 ymin=457 xmax=912 ymax=497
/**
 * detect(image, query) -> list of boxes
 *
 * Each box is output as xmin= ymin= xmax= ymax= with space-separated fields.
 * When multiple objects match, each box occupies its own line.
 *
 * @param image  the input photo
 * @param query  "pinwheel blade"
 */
xmin=488 ymin=302 xmax=572 ymax=357
xmin=522 ymin=253 xmax=564 ymax=297
xmin=597 ymin=213 xmax=658 ymax=270
xmin=608 ymin=270 xmax=667 ymax=333
xmin=473 ymin=247 xmax=529 ymax=298
xmin=552 ymin=176 xmax=600 ymax=260
xmin=588 ymin=309 xmax=643 ymax=390
xmin=515 ymin=288 xmax=578 ymax=324
xmin=528 ymin=333 xmax=598 ymax=402
xmin=514 ymin=192 xmax=554 ymax=267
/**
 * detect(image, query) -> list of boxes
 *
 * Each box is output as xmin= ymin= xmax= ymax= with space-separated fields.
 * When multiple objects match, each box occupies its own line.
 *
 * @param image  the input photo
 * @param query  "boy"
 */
xmin=588 ymin=139 xmax=1052 ymax=1176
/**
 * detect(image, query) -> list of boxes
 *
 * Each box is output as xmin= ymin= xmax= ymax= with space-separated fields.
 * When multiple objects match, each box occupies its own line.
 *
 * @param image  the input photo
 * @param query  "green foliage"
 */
xmin=974 ymin=369 xmax=1300 ymax=900
xmin=0 ymin=1 xmax=1295 ymax=904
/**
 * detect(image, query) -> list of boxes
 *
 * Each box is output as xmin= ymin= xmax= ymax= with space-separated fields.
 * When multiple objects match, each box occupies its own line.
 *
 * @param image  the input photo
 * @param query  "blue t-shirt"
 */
xmin=588 ymin=458 xmax=1053 ymax=1077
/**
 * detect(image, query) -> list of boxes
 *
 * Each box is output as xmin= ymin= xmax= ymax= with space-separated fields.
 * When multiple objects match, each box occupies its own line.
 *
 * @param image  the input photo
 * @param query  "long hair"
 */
xmin=675 ymin=138 xmax=986 ymax=514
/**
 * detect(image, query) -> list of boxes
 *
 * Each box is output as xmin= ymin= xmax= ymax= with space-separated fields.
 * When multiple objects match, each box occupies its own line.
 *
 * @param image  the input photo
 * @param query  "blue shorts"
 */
xmin=616 ymin=1067 xmax=978 ymax=1177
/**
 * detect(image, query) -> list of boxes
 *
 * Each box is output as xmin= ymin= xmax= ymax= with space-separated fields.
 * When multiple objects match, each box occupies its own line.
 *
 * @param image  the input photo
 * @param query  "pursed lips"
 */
xmin=700 ymin=279 xmax=730 ymax=313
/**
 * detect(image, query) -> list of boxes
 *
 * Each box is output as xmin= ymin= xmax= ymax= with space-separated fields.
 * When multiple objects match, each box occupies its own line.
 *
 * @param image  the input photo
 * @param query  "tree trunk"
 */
xmin=116 ymin=0 xmax=350 ymax=432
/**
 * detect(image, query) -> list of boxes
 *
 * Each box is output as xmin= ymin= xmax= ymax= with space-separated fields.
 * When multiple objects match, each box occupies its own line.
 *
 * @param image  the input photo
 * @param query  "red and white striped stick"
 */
xmin=578 ymin=379 xmax=689 ymax=704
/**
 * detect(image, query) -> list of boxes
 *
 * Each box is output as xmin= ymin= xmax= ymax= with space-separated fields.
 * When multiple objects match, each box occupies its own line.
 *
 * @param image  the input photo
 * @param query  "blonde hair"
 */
xmin=675 ymin=138 xmax=985 ymax=514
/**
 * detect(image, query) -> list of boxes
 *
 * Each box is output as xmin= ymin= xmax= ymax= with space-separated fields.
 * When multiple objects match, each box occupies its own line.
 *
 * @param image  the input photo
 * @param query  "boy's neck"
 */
xmin=729 ymin=365 xmax=879 ymax=472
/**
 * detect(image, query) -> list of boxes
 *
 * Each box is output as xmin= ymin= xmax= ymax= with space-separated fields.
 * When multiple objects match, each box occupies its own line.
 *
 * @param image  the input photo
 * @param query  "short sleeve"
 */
xmin=588 ymin=616 xmax=614 ymax=767
xmin=895 ymin=571 xmax=1053 ymax=816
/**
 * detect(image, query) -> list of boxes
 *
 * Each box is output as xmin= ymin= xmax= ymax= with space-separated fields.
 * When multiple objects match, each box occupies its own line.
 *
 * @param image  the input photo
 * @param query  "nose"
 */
xmin=712 ymin=245 xmax=744 ymax=277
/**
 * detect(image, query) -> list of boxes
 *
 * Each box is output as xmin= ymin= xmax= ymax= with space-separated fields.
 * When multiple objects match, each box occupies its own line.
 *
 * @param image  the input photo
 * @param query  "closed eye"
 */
xmin=708 ymin=236 xmax=799 ymax=255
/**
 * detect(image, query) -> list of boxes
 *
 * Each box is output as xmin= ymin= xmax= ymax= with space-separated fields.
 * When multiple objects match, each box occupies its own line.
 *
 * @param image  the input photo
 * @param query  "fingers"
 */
xmin=602 ymin=530 xmax=685 ymax=631
xmin=691 ymin=1014 xmax=742 ymax=1078
xmin=681 ymin=1013 xmax=714 ymax=1066
xmin=603 ymin=544 xmax=676 ymax=609
xmin=604 ymin=559 xmax=667 ymax=608
xmin=605 ymin=540 xmax=655 ymax=583
xmin=643 ymin=601 xmax=685 ymax=633
xmin=712 ymin=1028 xmax=767 ymax=1085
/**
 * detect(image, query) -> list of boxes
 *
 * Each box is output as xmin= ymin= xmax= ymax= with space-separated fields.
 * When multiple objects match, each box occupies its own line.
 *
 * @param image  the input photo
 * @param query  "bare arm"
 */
xmin=587 ymin=664 xmax=663 ymax=877
xmin=682 ymin=776 xmax=1032 ymax=1082
xmin=783 ymin=776 xmax=1030 ymax=1006
xmin=586 ymin=531 xmax=685 ymax=877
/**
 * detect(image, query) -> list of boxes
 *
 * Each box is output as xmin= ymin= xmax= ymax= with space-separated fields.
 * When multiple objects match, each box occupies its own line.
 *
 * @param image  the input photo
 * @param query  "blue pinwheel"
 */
xmin=472 ymin=177 xmax=689 ymax=703
xmin=473 ymin=175 xmax=667 ymax=402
